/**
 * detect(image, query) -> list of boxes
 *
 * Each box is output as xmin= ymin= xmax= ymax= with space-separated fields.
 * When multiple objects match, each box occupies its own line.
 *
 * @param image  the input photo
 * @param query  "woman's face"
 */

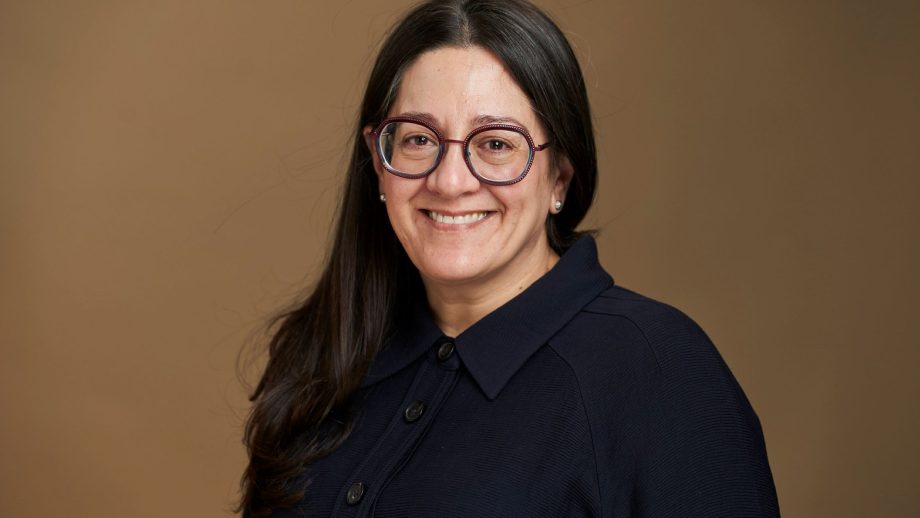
xmin=367 ymin=46 xmax=570 ymax=289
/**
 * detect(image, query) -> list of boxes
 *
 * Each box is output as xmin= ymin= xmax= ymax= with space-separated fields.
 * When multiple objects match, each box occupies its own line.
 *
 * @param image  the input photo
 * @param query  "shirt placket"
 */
xmin=331 ymin=339 xmax=461 ymax=517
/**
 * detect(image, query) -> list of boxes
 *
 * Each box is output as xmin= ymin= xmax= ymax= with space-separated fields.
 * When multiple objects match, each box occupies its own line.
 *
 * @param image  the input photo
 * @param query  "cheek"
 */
xmin=502 ymin=176 xmax=554 ymax=218
xmin=381 ymin=178 xmax=421 ymax=228
xmin=379 ymin=174 xmax=403 ymax=203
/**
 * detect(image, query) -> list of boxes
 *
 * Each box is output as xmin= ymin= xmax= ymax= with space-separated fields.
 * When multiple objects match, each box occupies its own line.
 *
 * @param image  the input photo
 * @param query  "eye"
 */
xmin=400 ymin=131 xmax=438 ymax=149
xmin=486 ymin=139 xmax=509 ymax=151
xmin=478 ymin=137 xmax=516 ymax=154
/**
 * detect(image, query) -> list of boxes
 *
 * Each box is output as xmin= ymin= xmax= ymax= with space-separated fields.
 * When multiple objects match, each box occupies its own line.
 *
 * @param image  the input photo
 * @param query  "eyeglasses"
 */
xmin=370 ymin=116 xmax=552 ymax=186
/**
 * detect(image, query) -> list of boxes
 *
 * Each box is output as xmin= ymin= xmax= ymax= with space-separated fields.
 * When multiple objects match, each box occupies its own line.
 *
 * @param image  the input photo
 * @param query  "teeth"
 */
xmin=427 ymin=210 xmax=489 ymax=224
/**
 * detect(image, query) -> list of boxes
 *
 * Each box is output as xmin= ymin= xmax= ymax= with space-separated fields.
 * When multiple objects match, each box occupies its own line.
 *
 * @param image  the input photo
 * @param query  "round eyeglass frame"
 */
xmin=370 ymin=116 xmax=553 ymax=186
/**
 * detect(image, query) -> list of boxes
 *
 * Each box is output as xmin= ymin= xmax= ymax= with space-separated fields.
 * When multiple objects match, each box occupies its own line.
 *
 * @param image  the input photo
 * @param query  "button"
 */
xmin=404 ymin=400 xmax=425 ymax=423
xmin=437 ymin=341 xmax=455 ymax=361
xmin=345 ymin=482 xmax=366 ymax=505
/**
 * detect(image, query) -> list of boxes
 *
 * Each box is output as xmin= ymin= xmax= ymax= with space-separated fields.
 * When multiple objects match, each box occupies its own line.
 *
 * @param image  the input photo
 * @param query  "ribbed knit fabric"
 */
xmin=269 ymin=236 xmax=779 ymax=517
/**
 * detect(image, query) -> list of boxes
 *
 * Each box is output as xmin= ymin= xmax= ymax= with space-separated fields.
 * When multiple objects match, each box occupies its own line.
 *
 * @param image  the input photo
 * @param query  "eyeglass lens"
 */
xmin=378 ymin=121 xmax=532 ymax=182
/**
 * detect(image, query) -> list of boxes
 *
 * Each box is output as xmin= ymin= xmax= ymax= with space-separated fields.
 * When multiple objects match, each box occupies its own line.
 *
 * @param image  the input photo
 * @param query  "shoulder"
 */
xmin=545 ymin=282 xmax=764 ymax=454
xmin=547 ymin=284 xmax=778 ymax=516
xmin=556 ymin=281 xmax=762 ymax=419
xmin=548 ymin=283 xmax=726 ymax=384
xmin=548 ymin=283 xmax=756 ymax=416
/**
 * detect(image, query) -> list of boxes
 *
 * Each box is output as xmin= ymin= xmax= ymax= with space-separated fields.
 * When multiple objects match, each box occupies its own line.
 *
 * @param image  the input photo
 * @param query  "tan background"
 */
xmin=2 ymin=0 xmax=918 ymax=516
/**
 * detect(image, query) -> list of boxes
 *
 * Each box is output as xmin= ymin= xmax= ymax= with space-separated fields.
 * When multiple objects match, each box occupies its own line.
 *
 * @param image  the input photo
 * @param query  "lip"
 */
xmin=419 ymin=209 xmax=496 ymax=229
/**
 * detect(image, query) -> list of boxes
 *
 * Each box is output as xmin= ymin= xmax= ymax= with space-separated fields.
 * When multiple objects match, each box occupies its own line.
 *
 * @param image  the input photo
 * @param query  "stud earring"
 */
xmin=379 ymin=193 xmax=387 ymax=203
xmin=553 ymin=200 xmax=563 ymax=212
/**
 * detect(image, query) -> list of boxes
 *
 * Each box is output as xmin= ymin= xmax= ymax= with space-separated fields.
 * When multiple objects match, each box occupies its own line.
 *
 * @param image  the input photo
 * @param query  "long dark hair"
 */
xmin=238 ymin=1 xmax=597 ymax=515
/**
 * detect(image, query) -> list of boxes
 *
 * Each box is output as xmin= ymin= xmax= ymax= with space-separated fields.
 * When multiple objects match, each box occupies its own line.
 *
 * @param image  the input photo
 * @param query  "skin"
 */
xmin=365 ymin=46 xmax=572 ymax=336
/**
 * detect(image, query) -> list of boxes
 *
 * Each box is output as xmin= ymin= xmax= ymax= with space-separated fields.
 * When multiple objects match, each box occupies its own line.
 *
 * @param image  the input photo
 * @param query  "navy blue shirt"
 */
xmin=279 ymin=236 xmax=779 ymax=517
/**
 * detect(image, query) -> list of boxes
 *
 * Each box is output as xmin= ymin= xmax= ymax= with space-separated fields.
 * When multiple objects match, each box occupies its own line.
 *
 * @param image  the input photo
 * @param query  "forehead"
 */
xmin=389 ymin=46 xmax=538 ymax=132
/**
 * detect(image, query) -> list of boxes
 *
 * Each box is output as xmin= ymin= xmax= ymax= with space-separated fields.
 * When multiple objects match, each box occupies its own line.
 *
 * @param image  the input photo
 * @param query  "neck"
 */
xmin=423 ymin=242 xmax=559 ymax=337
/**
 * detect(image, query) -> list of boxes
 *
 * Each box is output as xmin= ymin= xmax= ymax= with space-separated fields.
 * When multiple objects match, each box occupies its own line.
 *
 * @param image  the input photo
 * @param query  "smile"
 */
xmin=426 ymin=210 xmax=490 ymax=225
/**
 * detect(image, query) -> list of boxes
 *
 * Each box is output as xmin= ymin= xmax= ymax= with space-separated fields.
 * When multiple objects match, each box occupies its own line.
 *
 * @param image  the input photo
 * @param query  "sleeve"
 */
xmin=630 ymin=309 xmax=780 ymax=517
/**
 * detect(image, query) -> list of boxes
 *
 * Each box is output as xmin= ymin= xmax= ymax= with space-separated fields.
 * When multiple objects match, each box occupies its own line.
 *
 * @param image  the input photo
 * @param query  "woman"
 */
xmin=239 ymin=1 xmax=779 ymax=516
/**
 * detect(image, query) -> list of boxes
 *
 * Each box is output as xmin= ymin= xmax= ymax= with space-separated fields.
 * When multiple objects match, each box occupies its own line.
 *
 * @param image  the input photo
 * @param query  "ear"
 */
xmin=363 ymin=125 xmax=386 ymax=189
xmin=551 ymin=155 xmax=574 ymax=212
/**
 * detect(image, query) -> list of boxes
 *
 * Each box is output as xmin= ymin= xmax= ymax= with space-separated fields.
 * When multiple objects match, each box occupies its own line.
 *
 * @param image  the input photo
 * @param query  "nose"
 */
xmin=425 ymin=139 xmax=480 ymax=198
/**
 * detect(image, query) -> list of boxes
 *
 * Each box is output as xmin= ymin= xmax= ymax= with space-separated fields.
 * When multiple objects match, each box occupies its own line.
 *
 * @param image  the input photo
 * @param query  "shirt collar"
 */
xmin=361 ymin=235 xmax=614 ymax=399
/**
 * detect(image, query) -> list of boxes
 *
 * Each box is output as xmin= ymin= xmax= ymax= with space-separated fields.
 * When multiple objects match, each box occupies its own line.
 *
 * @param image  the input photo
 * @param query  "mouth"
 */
xmin=425 ymin=210 xmax=492 ymax=225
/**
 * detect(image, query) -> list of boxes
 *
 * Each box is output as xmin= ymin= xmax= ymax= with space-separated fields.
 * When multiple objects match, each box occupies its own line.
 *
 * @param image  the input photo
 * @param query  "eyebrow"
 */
xmin=396 ymin=111 xmax=440 ymax=125
xmin=472 ymin=114 xmax=528 ymax=127
xmin=392 ymin=111 xmax=528 ymax=129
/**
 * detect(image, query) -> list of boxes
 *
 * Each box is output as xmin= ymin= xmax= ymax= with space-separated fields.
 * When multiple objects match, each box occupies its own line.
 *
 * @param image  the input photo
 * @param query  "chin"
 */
xmin=415 ymin=253 xmax=492 ymax=285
